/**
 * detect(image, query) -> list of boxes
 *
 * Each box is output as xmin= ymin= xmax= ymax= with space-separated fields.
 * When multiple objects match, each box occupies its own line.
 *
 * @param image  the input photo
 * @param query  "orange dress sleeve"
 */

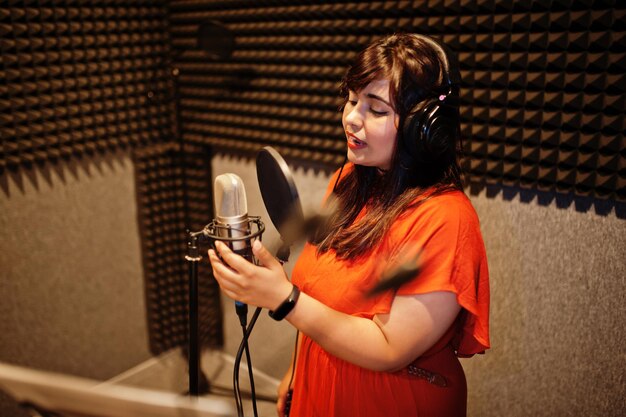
xmin=389 ymin=191 xmax=490 ymax=356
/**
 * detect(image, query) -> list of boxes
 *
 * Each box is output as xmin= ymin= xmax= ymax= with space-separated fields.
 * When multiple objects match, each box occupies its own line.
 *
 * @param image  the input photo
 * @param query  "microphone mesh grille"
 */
xmin=214 ymin=173 xmax=248 ymax=219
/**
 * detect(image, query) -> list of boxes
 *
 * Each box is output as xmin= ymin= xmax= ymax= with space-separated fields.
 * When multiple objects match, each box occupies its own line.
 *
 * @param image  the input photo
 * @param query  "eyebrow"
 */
xmin=366 ymin=93 xmax=392 ymax=107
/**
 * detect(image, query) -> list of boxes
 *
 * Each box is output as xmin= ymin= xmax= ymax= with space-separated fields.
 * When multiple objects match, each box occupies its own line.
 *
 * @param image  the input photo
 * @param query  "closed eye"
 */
xmin=370 ymin=108 xmax=388 ymax=116
xmin=346 ymin=93 xmax=390 ymax=117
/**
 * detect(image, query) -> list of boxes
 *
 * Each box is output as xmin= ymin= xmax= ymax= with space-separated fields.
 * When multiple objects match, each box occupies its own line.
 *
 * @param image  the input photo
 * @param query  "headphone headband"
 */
xmin=410 ymin=34 xmax=461 ymax=91
xmin=401 ymin=34 xmax=461 ymax=171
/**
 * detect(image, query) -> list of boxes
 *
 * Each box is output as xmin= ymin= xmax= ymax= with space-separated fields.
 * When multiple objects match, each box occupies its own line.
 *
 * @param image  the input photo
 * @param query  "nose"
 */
xmin=343 ymin=102 xmax=363 ymax=131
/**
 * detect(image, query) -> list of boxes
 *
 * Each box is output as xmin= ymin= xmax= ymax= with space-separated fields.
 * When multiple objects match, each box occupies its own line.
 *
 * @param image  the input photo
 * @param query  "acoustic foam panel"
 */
xmin=168 ymin=0 xmax=625 ymax=201
xmin=0 ymin=2 xmax=171 ymax=171
xmin=134 ymin=142 xmax=223 ymax=355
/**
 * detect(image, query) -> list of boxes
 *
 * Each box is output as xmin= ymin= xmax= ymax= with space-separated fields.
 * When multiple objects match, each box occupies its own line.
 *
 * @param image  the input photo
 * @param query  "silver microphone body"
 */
xmin=214 ymin=173 xmax=253 ymax=261
xmin=213 ymin=173 xmax=253 ymax=322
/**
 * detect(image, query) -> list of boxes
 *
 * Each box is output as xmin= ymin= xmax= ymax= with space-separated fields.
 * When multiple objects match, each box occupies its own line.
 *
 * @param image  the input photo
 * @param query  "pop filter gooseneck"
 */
xmin=256 ymin=147 xmax=304 ymax=263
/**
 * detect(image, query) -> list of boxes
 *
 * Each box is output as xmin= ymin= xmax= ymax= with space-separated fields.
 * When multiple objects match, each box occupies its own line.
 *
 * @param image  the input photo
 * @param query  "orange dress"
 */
xmin=289 ymin=168 xmax=490 ymax=417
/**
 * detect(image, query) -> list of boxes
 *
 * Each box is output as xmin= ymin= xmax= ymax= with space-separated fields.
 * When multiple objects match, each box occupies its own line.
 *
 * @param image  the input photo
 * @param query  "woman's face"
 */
xmin=342 ymin=79 xmax=399 ymax=171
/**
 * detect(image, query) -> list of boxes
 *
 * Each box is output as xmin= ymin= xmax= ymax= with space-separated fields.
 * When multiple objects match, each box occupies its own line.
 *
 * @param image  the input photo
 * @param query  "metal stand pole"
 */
xmin=185 ymin=232 xmax=202 ymax=396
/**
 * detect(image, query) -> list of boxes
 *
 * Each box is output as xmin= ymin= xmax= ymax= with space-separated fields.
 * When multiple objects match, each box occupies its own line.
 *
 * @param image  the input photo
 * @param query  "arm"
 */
xmin=288 ymin=289 xmax=458 ymax=372
xmin=208 ymin=240 xmax=460 ymax=372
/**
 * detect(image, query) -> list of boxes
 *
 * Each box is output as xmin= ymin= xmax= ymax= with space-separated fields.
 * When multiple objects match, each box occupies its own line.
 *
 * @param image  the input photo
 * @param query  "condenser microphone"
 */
xmin=214 ymin=173 xmax=253 ymax=258
xmin=214 ymin=173 xmax=252 ymax=324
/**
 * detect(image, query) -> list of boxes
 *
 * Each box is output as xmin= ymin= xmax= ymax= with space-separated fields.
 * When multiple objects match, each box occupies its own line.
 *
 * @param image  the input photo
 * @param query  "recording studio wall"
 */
xmin=1 ymin=2 xmax=624 ymax=415
xmin=169 ymin=0 xmax=625 ymax=202
xmin=0 ymin=0 xmax=223 ymax=368
xmin=1 ymin=3 xmax=171 ymax=167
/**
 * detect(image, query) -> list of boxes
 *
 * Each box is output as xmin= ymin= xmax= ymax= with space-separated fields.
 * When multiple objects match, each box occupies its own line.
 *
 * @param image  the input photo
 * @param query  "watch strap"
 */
xmin=269 ymin=284 xmax=300 ymax=321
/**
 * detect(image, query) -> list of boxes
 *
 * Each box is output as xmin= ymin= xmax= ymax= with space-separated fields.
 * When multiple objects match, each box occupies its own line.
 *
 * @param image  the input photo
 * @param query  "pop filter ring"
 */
xmin=256 ymin=147 xmax=303 ymax=240
xmin=256 ymin=147 xmax=304 ymax=263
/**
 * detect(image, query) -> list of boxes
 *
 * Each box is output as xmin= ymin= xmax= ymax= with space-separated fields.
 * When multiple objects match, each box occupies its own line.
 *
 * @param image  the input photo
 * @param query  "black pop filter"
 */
xmin=256 ymin=147 xmax=304 ymax=246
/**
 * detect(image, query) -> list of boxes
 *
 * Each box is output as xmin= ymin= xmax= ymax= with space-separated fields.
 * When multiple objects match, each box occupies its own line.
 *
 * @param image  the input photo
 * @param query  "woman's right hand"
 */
xmin=276 ymin=368 xmax=294 ymax=417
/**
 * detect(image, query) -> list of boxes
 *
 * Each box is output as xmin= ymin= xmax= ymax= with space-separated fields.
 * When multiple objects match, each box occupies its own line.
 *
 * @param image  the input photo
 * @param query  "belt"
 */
xmin=400 ymin=364 xmax=448 ymax=387
xmin=397 ymin=344 xmax=452 ymax=387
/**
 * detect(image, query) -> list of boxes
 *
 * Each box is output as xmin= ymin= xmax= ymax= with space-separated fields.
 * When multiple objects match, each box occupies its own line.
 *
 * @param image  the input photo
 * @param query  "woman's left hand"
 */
xmin=208 ymin=240 xmax=293 ymax=311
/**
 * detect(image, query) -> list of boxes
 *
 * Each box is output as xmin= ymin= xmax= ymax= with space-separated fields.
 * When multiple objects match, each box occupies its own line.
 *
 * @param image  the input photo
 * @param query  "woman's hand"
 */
xmin=276 ymin=369 xmax=293 ymax=417
xmin=208 ymin=240 xmax=293 ymax=311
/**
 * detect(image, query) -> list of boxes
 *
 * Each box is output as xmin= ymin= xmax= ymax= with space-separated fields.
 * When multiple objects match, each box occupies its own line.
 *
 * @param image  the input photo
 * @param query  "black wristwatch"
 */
xmin=269 ymin=284 xmax=300 ymax=321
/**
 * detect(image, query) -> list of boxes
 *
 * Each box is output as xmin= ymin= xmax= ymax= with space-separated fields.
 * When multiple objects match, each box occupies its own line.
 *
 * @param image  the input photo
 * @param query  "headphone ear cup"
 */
xmin=402 ymin=99 xmax=459 ymax=164
xmin=401 ymin=98 xmax=439 ymax=161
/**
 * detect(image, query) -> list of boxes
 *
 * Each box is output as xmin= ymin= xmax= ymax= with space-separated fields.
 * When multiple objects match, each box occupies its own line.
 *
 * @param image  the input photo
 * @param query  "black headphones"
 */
xmin=401 ymin=34 xmax=461 ymax=164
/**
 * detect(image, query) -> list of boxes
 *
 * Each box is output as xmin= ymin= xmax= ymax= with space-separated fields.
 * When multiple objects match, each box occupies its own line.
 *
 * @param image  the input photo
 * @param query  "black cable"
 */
xmin=288 ymin=330 xmax=299 ymax=389
xmin=234 ymin=304 xmax=248 ymax=416
xmin=233 ymin=313 xmax=245 ymax=416
xmin=233 ymin=323 xmax=244 ymax=417
xmin=233 ymin=353 xmax=243 ymax=416
xmin=233 ymin=307 xmax=262 ymax=417
xmin=208 ymin=384 xmax=276 ymax=402
xmin=243 ymin=322 xmax=259 ymax=417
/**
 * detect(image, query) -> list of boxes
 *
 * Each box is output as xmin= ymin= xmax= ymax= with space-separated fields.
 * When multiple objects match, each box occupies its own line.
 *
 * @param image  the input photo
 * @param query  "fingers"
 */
xmin=207 ymin=247 xmax=233 ymax=275
xmin=252 ymin=240 xmax=280 ymax=269
xmin=212 ymin=239 xmax=278 ymax=272
xmin=211 ymin=241 xmax=251 ymax=273
xmin=207 ymin=249 xmax=243 ymax=295
xmin=276 ymin=388 xmax=293 ymax=417
xmin=208 ymin=239 xmax=287 ymax=310
xmin=208 ymin=241 xmax=260 ymax=303
xmin=276 ymin=395 xmax=285 ymax=417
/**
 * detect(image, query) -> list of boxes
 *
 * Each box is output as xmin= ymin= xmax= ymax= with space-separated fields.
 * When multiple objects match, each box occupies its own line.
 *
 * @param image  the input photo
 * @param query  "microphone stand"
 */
xmin=201 ymin=218 xmax=265 ymax=416
xmin=186 ymin=219 xmax=264 ymax=402
xmin=155 ymin=18 xmax=234 ymax=399
xmin=185 ymin=230 xmax=204 ymax=396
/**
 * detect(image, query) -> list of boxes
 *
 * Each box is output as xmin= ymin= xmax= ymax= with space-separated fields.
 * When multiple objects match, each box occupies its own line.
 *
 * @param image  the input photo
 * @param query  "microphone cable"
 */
xmin=233 ymin=306 xmax=262 ymax=417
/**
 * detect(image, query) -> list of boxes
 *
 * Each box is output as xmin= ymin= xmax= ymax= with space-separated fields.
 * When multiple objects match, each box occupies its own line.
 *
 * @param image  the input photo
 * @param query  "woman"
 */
xmin=208 ymin=33 xmax=490 ymax=417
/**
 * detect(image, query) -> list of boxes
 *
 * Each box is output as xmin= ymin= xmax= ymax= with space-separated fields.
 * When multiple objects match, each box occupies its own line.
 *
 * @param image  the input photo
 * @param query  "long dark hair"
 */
xmin=311 ymin=33 xmax=465 ymax=260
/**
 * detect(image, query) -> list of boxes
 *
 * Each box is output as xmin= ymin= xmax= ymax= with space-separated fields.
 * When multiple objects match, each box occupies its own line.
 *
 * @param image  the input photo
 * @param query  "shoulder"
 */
xmin=401 ymin=189 xmax=479 ymax=230
xmin=386 ymin=189 xmax=483 ymax=255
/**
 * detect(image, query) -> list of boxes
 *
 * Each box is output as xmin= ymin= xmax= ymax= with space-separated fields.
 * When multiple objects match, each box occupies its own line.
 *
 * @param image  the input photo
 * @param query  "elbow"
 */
xmin=366 ymin=338 xmax=434 ymax=372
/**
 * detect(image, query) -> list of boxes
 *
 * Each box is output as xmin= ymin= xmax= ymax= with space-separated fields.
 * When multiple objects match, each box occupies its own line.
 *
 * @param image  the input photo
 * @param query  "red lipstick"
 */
xmin=346 ymin=132 xmax=366 ymax=150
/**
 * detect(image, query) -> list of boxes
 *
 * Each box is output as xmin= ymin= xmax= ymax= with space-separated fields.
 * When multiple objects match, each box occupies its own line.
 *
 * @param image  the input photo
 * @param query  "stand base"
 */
xmin=101 ymin=347 xmax=279 ymax=416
